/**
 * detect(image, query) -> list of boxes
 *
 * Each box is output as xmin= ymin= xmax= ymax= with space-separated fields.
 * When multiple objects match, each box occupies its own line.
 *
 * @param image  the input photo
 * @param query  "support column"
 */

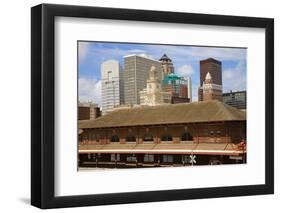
xmin=115 ymin=153 xmax=117 ymax=168
xmin=95 ymin=154 xmax=98 ymax=168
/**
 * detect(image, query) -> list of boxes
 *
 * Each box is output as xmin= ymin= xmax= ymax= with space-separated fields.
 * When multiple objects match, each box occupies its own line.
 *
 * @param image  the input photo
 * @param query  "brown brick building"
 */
xmin=78 ymin=103 xmax=101 ymax=120
xmin=199 ymin=58 xmax=222 ymax=101
xmin=200 ymin=58 xmax=222 ymax=86
xmin=78 ymin=100 xmax=246 ymax=168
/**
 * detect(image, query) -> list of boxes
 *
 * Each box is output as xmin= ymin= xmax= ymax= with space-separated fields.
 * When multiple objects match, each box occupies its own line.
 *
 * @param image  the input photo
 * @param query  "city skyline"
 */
xmin=78 ymin=41 xmax=247 ymax=106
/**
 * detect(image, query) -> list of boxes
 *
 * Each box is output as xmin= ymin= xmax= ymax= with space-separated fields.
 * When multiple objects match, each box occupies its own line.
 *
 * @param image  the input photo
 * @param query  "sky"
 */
xmin=78 ymin=41 xmax=247 ymax=106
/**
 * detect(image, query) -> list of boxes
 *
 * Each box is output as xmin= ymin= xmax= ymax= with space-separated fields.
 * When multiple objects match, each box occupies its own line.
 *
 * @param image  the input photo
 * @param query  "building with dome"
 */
xmin=162 ymin=73 xmax=191 ymax=104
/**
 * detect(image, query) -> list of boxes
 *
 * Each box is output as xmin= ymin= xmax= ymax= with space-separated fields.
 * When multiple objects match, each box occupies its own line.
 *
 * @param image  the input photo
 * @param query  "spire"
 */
xmin=159 ymin=54 xmax=171 ymax=62
xmin=205 ymin=72 xmax=212 ymax=80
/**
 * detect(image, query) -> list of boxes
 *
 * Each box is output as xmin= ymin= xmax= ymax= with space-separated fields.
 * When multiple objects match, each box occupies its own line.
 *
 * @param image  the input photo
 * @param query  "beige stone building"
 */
xmin=139 ymin=66 xmax=172 ymax=106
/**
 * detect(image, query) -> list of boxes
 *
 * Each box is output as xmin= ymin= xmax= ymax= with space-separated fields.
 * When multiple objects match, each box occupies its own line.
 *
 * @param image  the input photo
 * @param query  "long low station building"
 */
xmin=78 ymin=100 xmax=246 ymax=168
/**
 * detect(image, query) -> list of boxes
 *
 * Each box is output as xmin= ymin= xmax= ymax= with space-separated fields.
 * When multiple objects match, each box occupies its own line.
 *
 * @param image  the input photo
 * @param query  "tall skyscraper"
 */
xmin=186 ymin=76 xmax=192 ymax=102
xmin=124 ymin=54 xmax=163 ymax=105
xmin=101 ymin=60 xmax=124 ymax=113
xmin=199 ymin=58 xmax=222 ymax=101
xmin=159 ymin=54 xmax=174 ymax=76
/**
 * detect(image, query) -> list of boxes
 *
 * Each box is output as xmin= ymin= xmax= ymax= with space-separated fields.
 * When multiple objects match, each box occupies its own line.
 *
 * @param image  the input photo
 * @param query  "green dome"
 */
xmin=163 ymin=73 xmax=181 ymax=83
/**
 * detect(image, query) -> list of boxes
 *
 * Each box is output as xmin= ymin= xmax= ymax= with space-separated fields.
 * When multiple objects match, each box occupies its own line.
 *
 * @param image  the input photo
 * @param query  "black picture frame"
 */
xmin=31 ymin=3 xmax=274 ymax=209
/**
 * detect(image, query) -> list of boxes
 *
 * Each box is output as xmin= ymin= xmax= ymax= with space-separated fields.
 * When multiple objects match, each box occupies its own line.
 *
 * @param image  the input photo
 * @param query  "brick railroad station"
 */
xmin=78 ymin=100 xmax=246 ymax=168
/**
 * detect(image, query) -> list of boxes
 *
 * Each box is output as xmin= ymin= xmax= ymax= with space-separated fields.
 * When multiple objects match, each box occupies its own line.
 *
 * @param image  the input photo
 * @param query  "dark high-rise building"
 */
xmin=200 ymin=58 xmax=222 ymax=86
xmin=199 ymin=58 xmax=222 ymax=101
xmin=223 ymin=91 xmax=246 ymax=110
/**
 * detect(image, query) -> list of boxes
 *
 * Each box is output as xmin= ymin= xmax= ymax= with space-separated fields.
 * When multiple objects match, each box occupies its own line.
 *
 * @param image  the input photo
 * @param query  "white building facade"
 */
xmin=185 ymin=76 xmax=192 ymax=102
xmin=101 ymin=60 xmax=124 ymax=114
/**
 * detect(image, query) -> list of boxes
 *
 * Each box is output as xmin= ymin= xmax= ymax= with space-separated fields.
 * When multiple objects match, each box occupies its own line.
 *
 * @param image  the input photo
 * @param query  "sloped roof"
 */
xmin=79 ymin=100 xmax=246 ymax=129
xmin=159 ymin=54 xmax=171 ymax=61
xmin=205 ymin=72 xmax=212 ymax=80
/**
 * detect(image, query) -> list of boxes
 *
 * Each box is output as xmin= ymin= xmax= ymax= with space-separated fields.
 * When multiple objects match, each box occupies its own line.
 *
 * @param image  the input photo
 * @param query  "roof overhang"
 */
xmin=79 ymin=143 xmax=245 ymax=156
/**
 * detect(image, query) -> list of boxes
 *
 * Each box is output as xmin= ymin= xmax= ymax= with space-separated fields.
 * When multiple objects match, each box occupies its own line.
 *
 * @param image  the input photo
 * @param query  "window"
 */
xmin=110 ymin=154 xmax=120 ymax=161
xmin=181 ymin=132 xmax=193 ymax=141
xmin=126 ymin=154 xmax=137 ymax=162
xmin=126 ymin=135 xmax=136 ymax=142
xmin=91 ymin=134 xmax=99 ymax=142
xmin=182 ymin=155 xmax=190 ymax=163
xmin=161 ymin=134 xmax=172 ymax=142
xmin=144 ymin=154 xmax=154 ymax=162
xmin=162 ymin=155 xmax=173 ymax=163
xmin=111 ymin=135 xmax=120 ymax=142
xmin=143 ymin=133 xmax=154 ymax=142
xmin=83 ymin=134 xmax=88 ymax=141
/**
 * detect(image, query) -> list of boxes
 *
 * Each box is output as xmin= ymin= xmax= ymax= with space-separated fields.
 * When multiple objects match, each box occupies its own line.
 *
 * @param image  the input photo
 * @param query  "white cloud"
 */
xmin=145 ymin=45 xmax=246 ymax=62
xmin=176 ymin=65 xmax=194 ymax=77
xmin=79 ymin=78 xmax=101 ymax=105
xmin=188 ymin=46 xmax=247 ymax=61
xmin=127 ymin=49 xmax=146 ymax=53
xmin=222 ymin=61 xmax=246 ymax=92
xmin=78 ymin=42 xmax=90 ymax=61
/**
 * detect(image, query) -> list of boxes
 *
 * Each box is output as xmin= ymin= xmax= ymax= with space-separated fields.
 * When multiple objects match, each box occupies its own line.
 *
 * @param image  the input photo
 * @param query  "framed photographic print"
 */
xmin=31 ymin=3 xmax=274 ymax=209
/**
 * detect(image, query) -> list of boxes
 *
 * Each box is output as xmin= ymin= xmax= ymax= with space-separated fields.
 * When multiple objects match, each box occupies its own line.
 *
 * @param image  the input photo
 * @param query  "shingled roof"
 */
xmin=79 ymin=100 xmax=246 ymax=129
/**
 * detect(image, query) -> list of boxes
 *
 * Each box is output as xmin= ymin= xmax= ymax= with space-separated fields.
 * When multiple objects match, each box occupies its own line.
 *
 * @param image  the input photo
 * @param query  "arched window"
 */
xmin=83 ymin=133 xmax=88 ymax=141
xmin=143 ymin=133 xmax=154 ymax=142
xmin=181 ymin=132 xmax=193 ymax=141
xmin=91 ymin=134 xmax=99 ymax=142
xmin=161 ymin=134 xmax=172 ymax=142
xmin=111 ymin=135 xmax=120 ymax=142
xmin=126 ymin=135 xmax=136 ymax=142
